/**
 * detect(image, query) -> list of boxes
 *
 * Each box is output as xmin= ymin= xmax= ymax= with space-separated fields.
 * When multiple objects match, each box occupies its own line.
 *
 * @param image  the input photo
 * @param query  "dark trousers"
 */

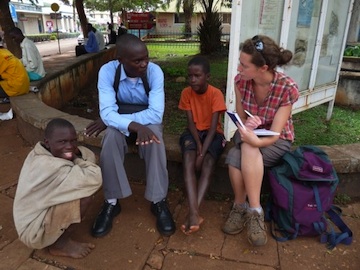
xmin=0 ymin=85 xmax=9 ymax=98
xmin=75 ymin=45 xmax=88 ymax=57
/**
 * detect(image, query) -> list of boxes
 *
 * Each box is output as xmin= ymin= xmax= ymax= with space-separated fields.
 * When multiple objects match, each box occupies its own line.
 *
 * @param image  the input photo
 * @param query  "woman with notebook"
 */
xmin=221 ymin=35 xmax=299 ymax=246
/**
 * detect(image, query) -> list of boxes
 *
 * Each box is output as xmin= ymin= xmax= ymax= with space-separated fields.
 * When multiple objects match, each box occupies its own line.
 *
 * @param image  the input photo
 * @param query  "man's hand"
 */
xmin=134 ymin=125 xmax=160 ymax=145
xmin=85 ymin=118 xmax=107 ymax=137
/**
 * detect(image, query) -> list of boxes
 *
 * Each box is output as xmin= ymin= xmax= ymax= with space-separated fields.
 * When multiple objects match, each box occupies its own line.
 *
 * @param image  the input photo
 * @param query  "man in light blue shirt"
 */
xmin=91 ymin=34 xmax=175 ymax=238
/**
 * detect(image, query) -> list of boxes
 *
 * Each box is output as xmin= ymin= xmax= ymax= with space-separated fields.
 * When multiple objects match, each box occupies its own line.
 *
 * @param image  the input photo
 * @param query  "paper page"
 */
xmin=253 ymin=129 xmax=280 ymax=136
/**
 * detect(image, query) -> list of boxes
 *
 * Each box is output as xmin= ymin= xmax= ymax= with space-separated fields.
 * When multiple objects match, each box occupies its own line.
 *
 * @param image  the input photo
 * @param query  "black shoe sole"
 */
xmin=157 ymin=227 xmax=176 ymax=237
xmin=91 ymin=204 xmax=121 ymax=238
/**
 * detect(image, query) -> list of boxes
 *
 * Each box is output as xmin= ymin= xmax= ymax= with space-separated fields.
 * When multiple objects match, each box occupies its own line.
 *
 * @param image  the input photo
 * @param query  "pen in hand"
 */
xmin=244 ymin=110 xmax=254 ymax=118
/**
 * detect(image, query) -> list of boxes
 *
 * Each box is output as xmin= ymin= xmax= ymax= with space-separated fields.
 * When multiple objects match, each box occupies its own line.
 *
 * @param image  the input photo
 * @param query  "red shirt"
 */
xmin=235 ymin=71 xmax=299 ymax=141
xmin=178 ymin=84 xmax=226 ymax=134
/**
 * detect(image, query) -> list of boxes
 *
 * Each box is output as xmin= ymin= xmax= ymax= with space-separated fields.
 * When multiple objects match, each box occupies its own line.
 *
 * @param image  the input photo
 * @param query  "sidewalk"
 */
xmin=0 ymin=103 xmax=359 ymax=269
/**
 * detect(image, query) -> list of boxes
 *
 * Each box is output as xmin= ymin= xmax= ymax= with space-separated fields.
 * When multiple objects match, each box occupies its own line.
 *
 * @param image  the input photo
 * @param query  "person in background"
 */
xmin=222 ymin=35 xmax=299 ymax=246
xmin=13 ymin=118 xmax=102 ymax=258
xmin=0 ymin=36 xmax=29 ymax=103
xmin=118 ymin=23 xmax=127 ymax=37
xmin=75 ymin=23 xmax=99 ymax=57
xmin=93 ymin=26 xmax=105 ymax=51
xmin=178 ymin=56 xmax=227 ymax=235
xmin=8 ymin=27 xmax=46 ymax=81
xmin=107 ymin=23 xmax=117 ymax=45
xmin=90 ymin=33 xmax=176 ymax=238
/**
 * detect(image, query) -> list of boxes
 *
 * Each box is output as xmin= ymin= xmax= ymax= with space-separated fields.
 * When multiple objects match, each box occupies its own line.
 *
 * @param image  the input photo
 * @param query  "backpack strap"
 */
xmin=113 ymin=62 xmax=150 ymax=97
xmin=320 ymin=206 xmax=353 ymax=249
xmin=265 ymin=198 xmax=300 ymax=242
xmin=270 ymin=219 xmax=300 ymax=242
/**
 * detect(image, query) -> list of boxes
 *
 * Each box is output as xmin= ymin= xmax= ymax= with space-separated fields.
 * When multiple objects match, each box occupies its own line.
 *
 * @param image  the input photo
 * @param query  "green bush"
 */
xmin=26 ymin=32 xmax=79 ymax=43
xmin=162 ymin=66 xmax=186 ymax=77
xmin=197 ymin=0 xmax=223 ymax=55
xmin=344 ymin=45 xmax=360 ymax=57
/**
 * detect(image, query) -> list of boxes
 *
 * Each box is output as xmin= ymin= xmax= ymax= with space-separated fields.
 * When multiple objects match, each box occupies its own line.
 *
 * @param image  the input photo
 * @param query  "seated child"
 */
xmin=13 ymin=118 xmax=102 ymax=258
xmin=8 ymin=27 xmax=46 ymax=81
xmin=0 ymin=36 xmax=29 ymax=103
xmin=178 ymin=56 xmax=227 ymax=235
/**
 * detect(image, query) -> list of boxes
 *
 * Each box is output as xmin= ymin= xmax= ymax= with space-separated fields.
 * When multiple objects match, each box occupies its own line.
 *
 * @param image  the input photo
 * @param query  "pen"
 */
xmin=244 ymin=110 xmax=254 ymax=118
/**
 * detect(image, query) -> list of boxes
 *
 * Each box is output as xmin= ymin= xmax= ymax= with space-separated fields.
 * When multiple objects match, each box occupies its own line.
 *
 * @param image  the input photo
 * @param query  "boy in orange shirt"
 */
xmin=178 ymin=56 xmax=227 ymax=235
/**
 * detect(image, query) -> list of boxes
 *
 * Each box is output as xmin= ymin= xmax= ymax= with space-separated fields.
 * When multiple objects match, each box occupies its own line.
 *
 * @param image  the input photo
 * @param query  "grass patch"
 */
xmin=292 ymin=105 xmax=360 ymax=146
xmin=147 ymin=43 xmax=199 ymax=59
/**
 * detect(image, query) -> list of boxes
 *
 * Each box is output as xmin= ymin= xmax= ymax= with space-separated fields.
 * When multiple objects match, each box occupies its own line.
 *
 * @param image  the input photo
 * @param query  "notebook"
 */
xmin=226 ymin=111 xmax=280 ymax=136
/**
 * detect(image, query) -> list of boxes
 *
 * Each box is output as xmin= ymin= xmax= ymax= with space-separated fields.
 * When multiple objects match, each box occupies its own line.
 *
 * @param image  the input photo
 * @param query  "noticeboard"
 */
xmin=127 ymin=12 xmax=154 ymax=29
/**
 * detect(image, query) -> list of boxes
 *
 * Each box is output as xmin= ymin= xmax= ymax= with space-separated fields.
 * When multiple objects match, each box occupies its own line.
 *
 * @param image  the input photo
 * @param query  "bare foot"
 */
xmin=181 ymin=214 xmax=204 ymax=235
xmin=48 ymin=238 xmax=95 ymax=259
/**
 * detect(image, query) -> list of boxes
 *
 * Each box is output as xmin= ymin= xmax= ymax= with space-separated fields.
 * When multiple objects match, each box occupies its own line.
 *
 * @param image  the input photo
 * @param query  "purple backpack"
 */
xmin=266 ymin=145 xmax=352 ymax=249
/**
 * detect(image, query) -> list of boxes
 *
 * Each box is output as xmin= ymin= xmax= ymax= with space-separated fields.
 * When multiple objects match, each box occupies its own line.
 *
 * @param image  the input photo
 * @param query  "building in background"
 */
xmin=155 ymin=1 xmax=231 ymax=34
xmin=8 ymin=0 xmax=119 ymax=35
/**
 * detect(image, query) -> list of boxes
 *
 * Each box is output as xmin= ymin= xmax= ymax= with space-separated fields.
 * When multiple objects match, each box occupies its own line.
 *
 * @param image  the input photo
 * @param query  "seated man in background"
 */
xmin=8 ymin=27 xmax=46 ymax=81
xmin=0 ymin=36 xmax=29 ymax=103
xmin=75 ymin=23 xmax=99 ymax=57
xmin=13 ymin=118 xmax=102 ymax=258
xmin=118 ymin=23 xmax=127 ymax=36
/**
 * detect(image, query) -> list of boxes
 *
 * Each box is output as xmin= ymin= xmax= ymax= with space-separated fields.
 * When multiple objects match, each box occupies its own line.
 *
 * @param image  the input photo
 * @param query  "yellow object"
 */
xmin=0 ymin=48 xmax=30 ymax=96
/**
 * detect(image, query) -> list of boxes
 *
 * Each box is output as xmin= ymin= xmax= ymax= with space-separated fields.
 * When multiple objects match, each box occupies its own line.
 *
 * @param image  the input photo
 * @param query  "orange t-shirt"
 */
xmin=178 ymin=84 xmax=226 ymax=134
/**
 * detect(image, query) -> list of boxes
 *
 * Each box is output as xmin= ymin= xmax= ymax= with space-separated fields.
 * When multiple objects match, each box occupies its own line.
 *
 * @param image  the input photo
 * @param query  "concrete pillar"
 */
xmin=348 ymin=0 xmax=360 ymax=43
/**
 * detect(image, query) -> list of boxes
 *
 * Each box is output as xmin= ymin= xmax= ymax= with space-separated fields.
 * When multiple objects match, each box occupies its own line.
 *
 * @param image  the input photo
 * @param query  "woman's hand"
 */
xmin=244 ymin=115 xmax=262 ymax=130
xmin=237 ymin=122 xmax=261 ymax=147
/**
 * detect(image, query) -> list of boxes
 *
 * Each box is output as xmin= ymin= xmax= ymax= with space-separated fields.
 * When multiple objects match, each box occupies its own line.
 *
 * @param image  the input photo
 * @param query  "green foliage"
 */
xmin=197 ymin=0 xmax=223 ymax=55
xmin=334 ymin=193 xmax=352 ymax=205
xmin=344 ymin=45 xmax=360 ymax=57
xmin=162 ymin=66 xmax=187 ymax=77
xmin=84 ymin=0 xmax=166 ymax=12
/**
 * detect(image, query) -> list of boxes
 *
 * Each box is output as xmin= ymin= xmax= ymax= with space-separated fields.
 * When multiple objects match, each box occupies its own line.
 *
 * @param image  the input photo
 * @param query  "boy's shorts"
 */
xmin=179 ymin=129 xmax=226 ymax=160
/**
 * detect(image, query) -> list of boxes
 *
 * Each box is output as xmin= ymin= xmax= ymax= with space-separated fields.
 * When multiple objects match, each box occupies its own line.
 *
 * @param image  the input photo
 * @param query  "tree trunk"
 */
xmin=0 ymin=0 xmax=20 ymax=57
xmin=75 ymin=0 xmax=88 ymax=37
xmin=109 ymin=0 xmax=114 ymax=25
xmin=183 ymin=0 xmax=194 ymax=38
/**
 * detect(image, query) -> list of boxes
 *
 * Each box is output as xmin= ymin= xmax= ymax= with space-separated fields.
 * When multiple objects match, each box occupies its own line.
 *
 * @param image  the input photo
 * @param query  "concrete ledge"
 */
xmin=9 ymin=51 xmax=360 ymax=198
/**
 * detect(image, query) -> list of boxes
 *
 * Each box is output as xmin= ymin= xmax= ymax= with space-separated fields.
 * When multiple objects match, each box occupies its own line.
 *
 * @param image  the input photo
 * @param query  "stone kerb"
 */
xmin=40 ymin=47 xmax=116 ymax=109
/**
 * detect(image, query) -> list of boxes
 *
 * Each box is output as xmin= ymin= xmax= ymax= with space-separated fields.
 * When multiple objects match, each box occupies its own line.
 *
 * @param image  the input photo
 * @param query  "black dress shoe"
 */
xmin=151 ymin=199 xmax=176 ymax=236
xmin=92 ymin=201 xmax=121 ymax=237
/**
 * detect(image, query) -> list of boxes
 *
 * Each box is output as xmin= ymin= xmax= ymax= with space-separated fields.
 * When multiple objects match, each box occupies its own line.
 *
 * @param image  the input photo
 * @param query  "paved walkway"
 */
xmin=1 ymin=102 xmax=360 ymax=270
